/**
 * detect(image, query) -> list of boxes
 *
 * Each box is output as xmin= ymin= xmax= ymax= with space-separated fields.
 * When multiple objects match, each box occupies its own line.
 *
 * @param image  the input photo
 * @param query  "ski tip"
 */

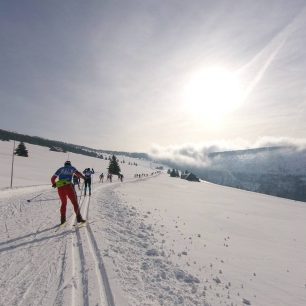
xmin=74 ymin=221 xmax=86 ymax=225
xmin=74 ymin=221 xmax=87 ymax=228
xmin=55 ymin=221 xmax=67 ymax=232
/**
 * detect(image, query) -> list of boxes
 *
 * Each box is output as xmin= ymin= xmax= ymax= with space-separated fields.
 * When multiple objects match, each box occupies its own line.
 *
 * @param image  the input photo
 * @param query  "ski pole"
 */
xmin=26 ymin=192 xmax=45 ymax=203
xmin=27 ymin=198 xmax=59 ymax=203
xmin=79 ymin=181 xmax=85 ymax=199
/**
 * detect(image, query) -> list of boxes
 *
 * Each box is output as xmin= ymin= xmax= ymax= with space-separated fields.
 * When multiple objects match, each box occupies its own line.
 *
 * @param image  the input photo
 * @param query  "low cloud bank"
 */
xmin=149 ymin=137 xmax=306 ymax=171
xmin=150 ymin=137 xmax=306 ymax=202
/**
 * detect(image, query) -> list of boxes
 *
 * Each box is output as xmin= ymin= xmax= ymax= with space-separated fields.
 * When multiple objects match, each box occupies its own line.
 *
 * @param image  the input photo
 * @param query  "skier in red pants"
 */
xmin=51 ymin=161 xmax=86 ymax=225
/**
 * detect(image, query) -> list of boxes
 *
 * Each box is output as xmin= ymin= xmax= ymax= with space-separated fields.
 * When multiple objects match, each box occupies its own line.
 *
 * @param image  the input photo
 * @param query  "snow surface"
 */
xmin=1 ymin=140 xmax=306 ymax=306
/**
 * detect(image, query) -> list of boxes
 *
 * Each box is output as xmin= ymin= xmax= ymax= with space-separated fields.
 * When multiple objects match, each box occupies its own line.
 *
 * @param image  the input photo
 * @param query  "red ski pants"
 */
xmin=57 ymin=184 xmax=80 ymax=217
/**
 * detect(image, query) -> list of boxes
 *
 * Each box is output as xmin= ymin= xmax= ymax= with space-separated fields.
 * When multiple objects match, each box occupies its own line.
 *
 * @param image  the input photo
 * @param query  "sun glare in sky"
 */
xmin=183 ymin=67 xmax=244 ymax=124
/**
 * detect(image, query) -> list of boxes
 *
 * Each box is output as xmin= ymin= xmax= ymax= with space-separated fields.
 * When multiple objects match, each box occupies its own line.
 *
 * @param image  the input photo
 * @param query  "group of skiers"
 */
xmin=98 ymin=172 xmax=124 ymax=182
xmin=51 ymin=161 xmax=124 ymax=226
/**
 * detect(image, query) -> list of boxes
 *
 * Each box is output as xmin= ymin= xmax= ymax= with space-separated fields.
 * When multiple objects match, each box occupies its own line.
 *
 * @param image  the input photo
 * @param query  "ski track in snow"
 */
xmin=0 ymin=181 xmax=118 ymax=306
xmin=0 ymin=188 xmax=68 ymax=306
xmin=69 ymin=183 xmax=115 ymax=306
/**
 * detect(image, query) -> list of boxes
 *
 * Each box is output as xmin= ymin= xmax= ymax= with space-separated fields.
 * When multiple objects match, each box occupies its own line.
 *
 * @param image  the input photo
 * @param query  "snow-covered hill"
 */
xmin=0 ymin=140 xmax=151 ymax=189
xmin=1 ymin=140 xmax=306 ymax=306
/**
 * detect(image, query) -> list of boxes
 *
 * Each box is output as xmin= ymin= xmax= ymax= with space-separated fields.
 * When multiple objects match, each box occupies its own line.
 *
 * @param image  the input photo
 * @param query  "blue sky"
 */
xmin=1 ymin=0 xmax=306 ymax=152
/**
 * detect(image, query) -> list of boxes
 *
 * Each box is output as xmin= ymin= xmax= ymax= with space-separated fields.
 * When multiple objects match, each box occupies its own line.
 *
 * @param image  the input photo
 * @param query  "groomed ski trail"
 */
xmin=70 ymin=184 xmax=115 ymax=306
xmin=0 ymin=175 xmax=160 ymax=306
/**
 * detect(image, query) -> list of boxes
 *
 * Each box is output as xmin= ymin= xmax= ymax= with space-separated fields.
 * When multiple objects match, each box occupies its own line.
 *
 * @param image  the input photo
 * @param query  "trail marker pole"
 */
xmin=10 ymin=140 xmax=15 ymax=189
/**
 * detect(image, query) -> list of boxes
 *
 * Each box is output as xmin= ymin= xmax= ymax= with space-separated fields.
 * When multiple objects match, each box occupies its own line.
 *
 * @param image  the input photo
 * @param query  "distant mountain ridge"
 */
xmin=208 ymin=146 xmax=289 ymax=158
xmin=0 ymin=128 xmax=149 ymax=160
xmin=159 ymin=146 xmax=306 ymax=203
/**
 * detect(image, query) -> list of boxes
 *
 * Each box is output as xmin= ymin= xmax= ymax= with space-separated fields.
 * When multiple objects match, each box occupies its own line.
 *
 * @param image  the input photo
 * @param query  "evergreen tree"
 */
xmin=170 ymin=169 xmax=176 ymax=177
xmin=15 ymin=142 xmax=29 ymax=157
xmin=169 ymin=169 xmax=180 ymax=177
xmin=108 ymin=154 xmax=121 ymax=175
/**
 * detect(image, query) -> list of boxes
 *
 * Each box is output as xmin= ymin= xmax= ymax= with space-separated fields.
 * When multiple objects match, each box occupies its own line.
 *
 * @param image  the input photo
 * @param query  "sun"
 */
xmin=183 ymin=67 xmax=243 ymax=122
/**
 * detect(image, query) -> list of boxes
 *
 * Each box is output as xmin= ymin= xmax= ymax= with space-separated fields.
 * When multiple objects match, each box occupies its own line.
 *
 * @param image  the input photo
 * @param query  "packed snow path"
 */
xmin=1 ymin=172 xmax=306 ymax=306
xmin=70 ymin=188 xmax=115 ymax=306
xmin=0 ymin=180 xmax=121 ymax=306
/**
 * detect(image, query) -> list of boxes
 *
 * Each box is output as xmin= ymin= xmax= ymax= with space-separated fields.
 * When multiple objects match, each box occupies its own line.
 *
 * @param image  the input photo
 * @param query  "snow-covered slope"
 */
xmin=0 ymin=141 xmax=151 ymax=189
xmin=1 ymin=140 xmax=306 ymax=306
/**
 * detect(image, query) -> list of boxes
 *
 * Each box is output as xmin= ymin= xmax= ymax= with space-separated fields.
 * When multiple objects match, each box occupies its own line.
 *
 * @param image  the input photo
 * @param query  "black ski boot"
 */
xmin=76 ymin=214 xmax=86 ymax=223
xmin=61 ymin=216 xmax=66 ymax=225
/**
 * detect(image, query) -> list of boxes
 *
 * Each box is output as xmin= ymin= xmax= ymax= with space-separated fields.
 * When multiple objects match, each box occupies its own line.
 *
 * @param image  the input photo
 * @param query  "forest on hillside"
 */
xmin=0 ymin=129 xmax=149 ymax=160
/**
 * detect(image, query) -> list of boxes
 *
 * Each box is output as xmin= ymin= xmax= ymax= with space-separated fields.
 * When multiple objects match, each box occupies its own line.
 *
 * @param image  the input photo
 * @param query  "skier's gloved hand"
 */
xmin=52 ymin=183 xmax=56 ymax=188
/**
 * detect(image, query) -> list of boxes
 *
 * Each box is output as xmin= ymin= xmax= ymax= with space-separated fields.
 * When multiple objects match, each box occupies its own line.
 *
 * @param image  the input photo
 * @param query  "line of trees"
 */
xmin=0 ymin=128 xmax=150 ymax=161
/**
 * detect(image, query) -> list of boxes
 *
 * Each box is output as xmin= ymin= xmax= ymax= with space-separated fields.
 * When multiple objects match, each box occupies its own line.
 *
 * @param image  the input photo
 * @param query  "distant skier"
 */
xmin=83 ymin=168 xmax=94 ymax=196
xmin=51 ymin=161 xmax=86 ymax=225
xmin=107 ymin=173 xmax=112 ymax=182
xmin=99 ymin=172 xmax=104 ymax=183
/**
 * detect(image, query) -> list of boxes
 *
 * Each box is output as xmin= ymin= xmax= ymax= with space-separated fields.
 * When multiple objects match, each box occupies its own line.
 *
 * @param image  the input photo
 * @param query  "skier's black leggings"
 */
xmin=84 ymin=178 xmax=91 ymax=194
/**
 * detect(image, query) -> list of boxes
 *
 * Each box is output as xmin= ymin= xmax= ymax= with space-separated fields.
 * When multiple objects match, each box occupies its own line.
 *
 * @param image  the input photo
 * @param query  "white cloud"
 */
xmin=149 ymin=137 xmax=306 ymax=168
